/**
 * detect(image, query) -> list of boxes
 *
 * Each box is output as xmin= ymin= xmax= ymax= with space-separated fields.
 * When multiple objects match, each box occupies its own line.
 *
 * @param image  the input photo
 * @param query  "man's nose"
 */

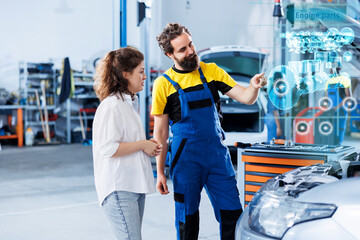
xmin=187 ymin=47 xmax=194 ymax=56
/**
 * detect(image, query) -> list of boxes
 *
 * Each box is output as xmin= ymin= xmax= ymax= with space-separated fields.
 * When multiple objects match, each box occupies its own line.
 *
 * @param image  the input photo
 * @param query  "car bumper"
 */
xmin=236 ymin=208 xmax=272 ymax=240
xmin=236 ymin=206 xmax=358 ymax=240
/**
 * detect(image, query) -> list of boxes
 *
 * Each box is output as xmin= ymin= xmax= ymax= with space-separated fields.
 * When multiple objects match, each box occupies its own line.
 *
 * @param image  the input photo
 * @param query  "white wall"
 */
xmin=148 ymin=0 xmax=275 ymax=70
xmin=0 ymin=0 xmax=275 ymax=90
xmin=0 ymin=0 xmax=140 ymax=92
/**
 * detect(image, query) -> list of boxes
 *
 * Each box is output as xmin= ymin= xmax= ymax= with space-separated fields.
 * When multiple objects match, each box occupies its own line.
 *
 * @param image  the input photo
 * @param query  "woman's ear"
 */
xmin=122 ymin=71 xmax=130 ymax=79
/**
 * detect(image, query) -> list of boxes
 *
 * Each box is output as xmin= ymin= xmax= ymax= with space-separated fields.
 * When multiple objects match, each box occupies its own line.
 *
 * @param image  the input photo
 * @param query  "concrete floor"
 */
xmin=0 ymin=144 xmax=219 ymax=240
xmin=0 ymin=137 xmax=358 ymax=240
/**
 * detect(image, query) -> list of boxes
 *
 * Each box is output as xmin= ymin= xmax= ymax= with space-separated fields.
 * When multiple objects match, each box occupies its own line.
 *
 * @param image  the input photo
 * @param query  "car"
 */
xmin=236 ymin=151 xmax=360 ymax=240
xmin=198 ymin=46 xmax=269 ymax=163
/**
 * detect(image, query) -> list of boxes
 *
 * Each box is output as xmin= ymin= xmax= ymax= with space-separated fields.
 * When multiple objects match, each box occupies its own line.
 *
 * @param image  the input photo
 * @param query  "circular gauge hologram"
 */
xmin=295 ymin=121 xmax=310 ymax=135
xmin=340 ymin=27 xmax=355 ymax=45
xmin=323 ymin=28 xmax=340 ymax=51
xmin=273 ymin=79 xmax=290 ymax=97
xmin=267 ymin=65 xmax=299 ymax=110
xmin=303 ymin=76 xmax=315 ymax=94
xmin=319 ymin=121 xmax=334 ymax=136
xmin=343 ymin=51 xmax=353 ymax=62
xmin=313 ymin=71 xmax=328 ymax=91
xmin=342 ymin=97 xmax=357 ymax=112
xmin=319 ymin=97 xmax=333 ymax=111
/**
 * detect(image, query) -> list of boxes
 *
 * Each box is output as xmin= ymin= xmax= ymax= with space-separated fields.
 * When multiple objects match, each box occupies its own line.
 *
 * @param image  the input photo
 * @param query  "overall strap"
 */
xmin=163 ymin=73 xmax=183 ymax=92
xmin=198 ymin=67 xmax=208 ymax=87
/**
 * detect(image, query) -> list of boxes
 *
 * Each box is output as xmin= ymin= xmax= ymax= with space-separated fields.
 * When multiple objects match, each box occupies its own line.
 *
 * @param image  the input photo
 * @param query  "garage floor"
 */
xmin=0 ymin=137 xmax=358 ymax=240
xmin=0 ymin=143 xmax=219 ymax=240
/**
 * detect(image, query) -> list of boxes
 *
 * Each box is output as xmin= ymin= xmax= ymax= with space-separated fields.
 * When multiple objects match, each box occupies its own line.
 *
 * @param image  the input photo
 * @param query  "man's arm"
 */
xmin=225 ymin=73 xmax=266 ymax=104
xmin=337 ymin=87 xmax=351 ymax=108
xmin=333 ymin=87 xmax=351 ymax=109
xmin=273 ymin=110 xmax=283 ymax=137
xmin=153 ymin=114 xmax=170 ymax=195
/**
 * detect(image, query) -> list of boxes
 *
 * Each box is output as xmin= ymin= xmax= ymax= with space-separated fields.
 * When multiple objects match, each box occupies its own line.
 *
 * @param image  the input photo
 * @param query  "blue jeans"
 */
xmin=102 ymin=191 xmax=146 ymax=240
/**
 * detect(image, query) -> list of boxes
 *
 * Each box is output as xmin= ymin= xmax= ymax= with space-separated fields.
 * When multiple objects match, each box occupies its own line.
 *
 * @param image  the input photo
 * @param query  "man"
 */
xmin=265 ymin=95 xmax=284 ymax=142
xmin=265 ymin=72 xmax=284 ymax=142
xmin=325 ymin=67 xmax=351 ymax=144
xmin=151 ymin=23 xmax=266 ymax=240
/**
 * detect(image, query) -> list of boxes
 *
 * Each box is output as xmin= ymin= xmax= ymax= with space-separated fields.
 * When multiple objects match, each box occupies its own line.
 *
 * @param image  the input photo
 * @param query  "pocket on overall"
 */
xmin=170 ymin=138 xmax=188 ymax=174
xmin=174 ymin=192 xmax=186 ymax=224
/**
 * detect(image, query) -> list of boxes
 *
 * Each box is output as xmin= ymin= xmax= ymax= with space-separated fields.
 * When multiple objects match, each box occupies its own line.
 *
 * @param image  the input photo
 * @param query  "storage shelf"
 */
xmin=73 ymin=73 xmax=94 ymax=78
xmin=20 ymin=73 xmax=54 ymax=79
xmin=73 ymin=94 xmax=97 ymax=99
xmin=0 ymin=107 xmax=23 ymax=147
xmin=26 ymin=88 xmax=55 ymax=93
xmin=27 ymin=121 xmax=56 ymax=126
xmin=0 ymin=135 xmax=18 ymax=140
xmin=25 ymin=105 xmax=56 ymax=110
xmin=74 ymin=81 xmax=94 ymax=86
xmin=19 ymin=61 xmax=58 ymax=141
xmin=66 ymin=72 xmax=98 ymax=144
xmin=70 ymin=115 xmax=94 ymax=120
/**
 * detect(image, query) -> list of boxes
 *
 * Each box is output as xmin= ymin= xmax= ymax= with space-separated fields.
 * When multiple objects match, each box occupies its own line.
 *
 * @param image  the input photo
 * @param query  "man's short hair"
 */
xmin=156 ymin=23 xmax=191 ymax=56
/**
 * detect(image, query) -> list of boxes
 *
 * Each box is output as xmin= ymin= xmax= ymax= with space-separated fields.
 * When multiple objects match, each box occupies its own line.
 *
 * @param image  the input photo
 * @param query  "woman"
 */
xmin=92 ymin=46 xmax=162 ymax=240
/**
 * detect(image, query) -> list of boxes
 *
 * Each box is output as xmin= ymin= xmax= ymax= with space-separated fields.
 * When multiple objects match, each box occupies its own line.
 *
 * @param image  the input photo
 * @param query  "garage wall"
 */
xmin=0 ymin=0 xmax=275 ymax=91
xmin=148 ymin=0 xmax=275 ymax=70
xmin=0 ymin=0 xmax=124 ymax=91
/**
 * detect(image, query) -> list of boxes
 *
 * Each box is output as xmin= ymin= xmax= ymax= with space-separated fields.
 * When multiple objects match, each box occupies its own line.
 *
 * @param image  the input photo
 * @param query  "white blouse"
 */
xmin=92 ymin=93 xmax=155 ymax=206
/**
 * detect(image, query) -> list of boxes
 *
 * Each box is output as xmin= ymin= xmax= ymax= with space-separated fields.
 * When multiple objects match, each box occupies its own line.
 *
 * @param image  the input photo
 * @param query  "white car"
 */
xmin=236 ymin=151 xmax=360 ymax=239
xmin=198 ymin=46 xmax=269 ymax=162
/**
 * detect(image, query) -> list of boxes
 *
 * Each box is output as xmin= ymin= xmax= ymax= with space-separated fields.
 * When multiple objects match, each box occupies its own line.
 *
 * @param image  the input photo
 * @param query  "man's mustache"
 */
xmin=184 ymin=53 xmax=197 ymax=60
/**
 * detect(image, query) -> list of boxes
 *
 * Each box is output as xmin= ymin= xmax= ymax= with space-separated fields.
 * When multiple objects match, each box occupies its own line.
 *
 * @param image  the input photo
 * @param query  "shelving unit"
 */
xmin=19 ymin=61 xmax=58 ymax=142
xmin=0 ymin=106 xmax=23 ymax=147
xmin=65 ymin=72 xmax=99 ymax=143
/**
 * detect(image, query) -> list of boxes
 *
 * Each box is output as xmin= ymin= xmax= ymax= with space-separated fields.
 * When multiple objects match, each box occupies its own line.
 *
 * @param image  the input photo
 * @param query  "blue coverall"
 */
xmin=265 ymin=98 xmax=284 ymax=142
xmin=327 ymin=80 xmax=348 ymax=144
xmin=163 ymin=67 xmax=242 ymax=240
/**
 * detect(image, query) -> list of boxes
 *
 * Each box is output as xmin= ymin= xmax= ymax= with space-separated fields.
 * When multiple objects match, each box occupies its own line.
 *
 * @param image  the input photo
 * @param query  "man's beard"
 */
xmin=176 ymin=53 xmax=199 ymax=72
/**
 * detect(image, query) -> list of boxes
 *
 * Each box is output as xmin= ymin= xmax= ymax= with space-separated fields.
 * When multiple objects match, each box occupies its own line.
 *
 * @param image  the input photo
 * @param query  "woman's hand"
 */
xmin=150 ymin=138 xmax=163 ymax=156
xmin=143 ymin=138 xmax=163 ymax=157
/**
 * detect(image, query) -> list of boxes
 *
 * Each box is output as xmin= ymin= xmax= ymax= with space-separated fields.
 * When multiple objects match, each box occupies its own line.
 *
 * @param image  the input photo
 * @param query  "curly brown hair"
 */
xmin=94 ymin=46 xmax=144 ymax=101
xmin=156 ymin=23 xmax=191 ymax=56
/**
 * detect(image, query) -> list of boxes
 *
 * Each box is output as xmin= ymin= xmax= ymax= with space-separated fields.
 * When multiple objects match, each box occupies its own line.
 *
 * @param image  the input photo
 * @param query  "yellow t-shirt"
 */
xmin=151 ymin=62 xmax=237 ymax=124
xmin=325 ymin=75 xmax=351 ymax=101
xmin=325 ymin=75 xmax=351 ymax=90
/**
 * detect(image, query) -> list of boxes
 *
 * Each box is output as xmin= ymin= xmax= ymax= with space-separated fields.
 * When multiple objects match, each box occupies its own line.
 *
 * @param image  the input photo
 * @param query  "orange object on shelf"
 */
xmin=0 ymin=107 xmax=23 ymax=147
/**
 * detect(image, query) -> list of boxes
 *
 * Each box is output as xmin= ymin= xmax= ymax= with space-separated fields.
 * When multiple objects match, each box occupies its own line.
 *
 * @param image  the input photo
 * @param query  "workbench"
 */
xmin=0 ymin=106 xmax=23 ymax=147
xmin=236 ymin=142 xmax=355 ymax=207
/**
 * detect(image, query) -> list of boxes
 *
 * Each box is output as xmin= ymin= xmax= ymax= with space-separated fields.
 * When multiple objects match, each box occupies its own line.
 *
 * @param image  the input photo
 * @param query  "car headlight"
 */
xmin=248 ymin=191 xmax=337 ymax=239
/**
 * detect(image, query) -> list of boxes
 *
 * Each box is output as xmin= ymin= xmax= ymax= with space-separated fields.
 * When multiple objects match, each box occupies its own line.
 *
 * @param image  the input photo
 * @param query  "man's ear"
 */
xmin=166 ymin=52 xmax=174 ymax=60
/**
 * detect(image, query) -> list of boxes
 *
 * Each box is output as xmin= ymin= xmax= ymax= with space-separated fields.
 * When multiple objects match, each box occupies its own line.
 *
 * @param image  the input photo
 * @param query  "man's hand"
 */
xmin=251 ymin=73 xmax=267 ymax=89
xmin=156 ymin=174 xmax=169 ymax=195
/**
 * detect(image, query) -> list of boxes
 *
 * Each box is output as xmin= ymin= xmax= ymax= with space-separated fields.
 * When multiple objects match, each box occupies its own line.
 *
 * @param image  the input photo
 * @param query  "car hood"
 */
xmin=259 ymin=162 xmax=360 ymax=203
xmin=297 ymin=177 xmax=360 ymax=205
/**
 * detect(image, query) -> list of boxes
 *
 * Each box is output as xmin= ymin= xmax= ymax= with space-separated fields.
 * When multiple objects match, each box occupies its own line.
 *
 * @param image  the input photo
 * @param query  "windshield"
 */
xmin=201 ymin=54 xmax=264 ymax=78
